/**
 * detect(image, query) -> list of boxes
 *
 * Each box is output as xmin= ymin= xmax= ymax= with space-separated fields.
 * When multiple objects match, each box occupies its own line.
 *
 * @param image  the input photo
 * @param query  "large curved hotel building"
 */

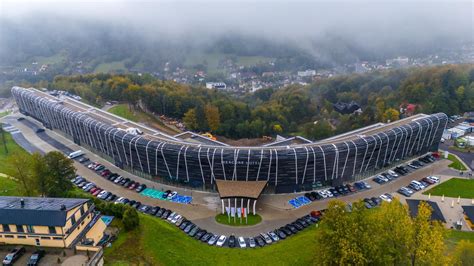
xmin=12 ymin=87 xmax=447 ymax=193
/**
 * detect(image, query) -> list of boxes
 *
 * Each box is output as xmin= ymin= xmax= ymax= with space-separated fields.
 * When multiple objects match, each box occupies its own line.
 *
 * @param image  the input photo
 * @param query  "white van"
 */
xmin=68 ymin=150 xmax=84 ymax=159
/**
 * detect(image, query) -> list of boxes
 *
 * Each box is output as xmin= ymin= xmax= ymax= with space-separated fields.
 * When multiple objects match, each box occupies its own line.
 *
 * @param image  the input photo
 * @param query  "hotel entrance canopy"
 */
xmin=215 ymin=180 xmax=267 ymax=215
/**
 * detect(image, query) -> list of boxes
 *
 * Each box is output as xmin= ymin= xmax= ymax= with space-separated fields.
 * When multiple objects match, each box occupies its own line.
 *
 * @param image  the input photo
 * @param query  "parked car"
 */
xmin=2 ymin=247 xmax=25 ymax=265
xmin=208 ymin=234 xmax=219 ymax=245
xmin=268 ymin=231 xmax=279 ymax=242
xmin=188 ymin=226 xmax=200 ymax=237
xmin=238 ymin=236 xmax=247 ymax=248
xmin=184 ymin=223 xmax=195 ymax=233
xmin=201 ymin=233 xmax=212 ymax=243
xmin=427 ymin=176 xmax=440 ymax=183
xmin=78 ymin=157 xmax=90 ymax=164
xmin=387 ymin=170 xmax=399 ymax=177
xmin=216 ymin=235 xmax=227 ymax=247
xmin=255 ymin=236 xmax=266 ymax=247
xmin=136 ymin=184 xmax=147 ymax=193
xmin=27 ymin=250 xmax=45 ymax=266
xmin=248 ymin=237 xmax=256 ymax=248
xmin=379 ymin=194 xmax=392 ymax=202
xmin=260 ymin=233 xmax=272 ymax=244
xmin=167 ymin=191 xmax=178 ymax=200
xmin=228 ymin=235 xmax=236 ymax=248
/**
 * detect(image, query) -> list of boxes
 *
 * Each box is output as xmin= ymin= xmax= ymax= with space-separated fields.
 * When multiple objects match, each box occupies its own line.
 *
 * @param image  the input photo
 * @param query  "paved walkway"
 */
xmin=2 ymin=114 xmax=468 ymax=235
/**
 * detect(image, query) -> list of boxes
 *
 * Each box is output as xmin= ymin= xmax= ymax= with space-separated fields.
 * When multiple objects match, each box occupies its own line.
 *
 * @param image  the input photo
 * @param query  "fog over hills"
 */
xmin=0 ymin=0 xmax=472 ymax=67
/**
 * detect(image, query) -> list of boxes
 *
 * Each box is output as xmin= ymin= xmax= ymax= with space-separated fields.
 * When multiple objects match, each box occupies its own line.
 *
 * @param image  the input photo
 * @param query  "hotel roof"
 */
xmin=0 ymin=196 xmax=89 ymax=227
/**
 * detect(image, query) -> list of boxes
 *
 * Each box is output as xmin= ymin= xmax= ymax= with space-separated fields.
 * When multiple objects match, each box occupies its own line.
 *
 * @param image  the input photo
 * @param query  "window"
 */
xmin=2 ymin=224 xmax=10 ymax=232
xmin=53 ymin=237 xmax=62 ymax=240
xmin=18 ymin=236 xmax=26 ymax=239
xmin=71 ymin=215 xmax=76 ymax=225
xmin=26 ymin=225 xmax=35 ymax=233
xmin=5 ymin=235 xmax=14 ymax=238
xmin=16 ymin=225 xmax=24 ymax=233
xmin=80 ymin=206 xmax=85 ymax=216
xmin=35 ymin=239 xmax=40 ymax=246
xmin=40 ymin=236 xmax=51 ymax=240
xmin=48 ymin=226 xmax=56 ymax=234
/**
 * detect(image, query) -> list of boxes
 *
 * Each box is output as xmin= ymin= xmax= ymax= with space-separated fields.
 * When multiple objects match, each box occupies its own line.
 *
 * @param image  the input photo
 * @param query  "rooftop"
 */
xmin=0 ymin=196 xmax=89 ymax=227
xmin=215 ymin=180 xmax=267 ymax=199
xmin=406 ymin=199 xmax=446 ymax=223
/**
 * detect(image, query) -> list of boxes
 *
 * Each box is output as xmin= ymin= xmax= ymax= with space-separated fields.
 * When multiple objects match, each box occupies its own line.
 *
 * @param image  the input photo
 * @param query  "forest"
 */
xmin=46 ymin=64 xmax=474 ymax=140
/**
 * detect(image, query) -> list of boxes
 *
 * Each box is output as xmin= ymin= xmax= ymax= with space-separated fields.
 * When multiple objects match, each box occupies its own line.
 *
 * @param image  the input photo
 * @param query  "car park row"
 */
xmin=291 ymin=154 xmax=438 ymax=208
xmin=69 ymin=152 xmax=438 ymax=249
xmin=2 ymin=247 xmax=44 ymax=266
xmin=68 ymin=154 xmax=323 ymax=248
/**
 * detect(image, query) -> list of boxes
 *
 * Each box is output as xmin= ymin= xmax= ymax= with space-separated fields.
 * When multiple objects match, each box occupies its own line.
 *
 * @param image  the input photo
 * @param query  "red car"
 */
xmin=128 ymin=182 xmax=139 ymax=190
xmin=101 ymin=169 xmax=111 ymax=177
xmin=92 ymin=188 xmax=102 ymax=196
xmin=90 ymin=187 xmax=99 ymax=194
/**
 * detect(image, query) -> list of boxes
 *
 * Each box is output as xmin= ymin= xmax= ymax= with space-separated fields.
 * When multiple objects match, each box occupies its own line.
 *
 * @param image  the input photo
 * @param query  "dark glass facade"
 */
xmin=12 ymin=87 xmax=447 ymax=193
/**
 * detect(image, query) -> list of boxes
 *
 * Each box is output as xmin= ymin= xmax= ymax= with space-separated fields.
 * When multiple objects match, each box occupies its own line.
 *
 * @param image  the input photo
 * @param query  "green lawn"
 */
xmin=0 ymin=132 xmax=33 ymax=176
xmin=0 ymin=176 xmax=20 ymax=196
xmin=447 ymin=154 xmax=468 ymax=171
xmin=108 ymin=104 xmax=179 ymax=135
xmin=104 ymin=214 xmax=317 ymax=265
xmin=215 ymin=214 xmax=262 ymax=226
xmin=0 ymin=111 xmax=10 ymax=118
xmin=423 ymin=178 xmax=474 ymax=198
xmin=446 ymin=230 xmax=474 ymax=250
xmin=108 ymin=104 xmax=139 ymax=122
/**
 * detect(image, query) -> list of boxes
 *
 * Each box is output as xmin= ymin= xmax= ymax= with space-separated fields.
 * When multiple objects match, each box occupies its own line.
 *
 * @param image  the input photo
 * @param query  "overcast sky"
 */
xmin=1 ymin=0 xmax=472 ymax=56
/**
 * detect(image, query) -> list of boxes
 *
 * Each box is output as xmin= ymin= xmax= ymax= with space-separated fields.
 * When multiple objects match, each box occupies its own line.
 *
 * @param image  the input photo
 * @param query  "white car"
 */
xmin=167 ymin=212 xmax=176 ymax=222
xmin=387 ymin=170 xmax=399 ymax=177
xmin=114 ymin=197 xmax=125 ymax=204
xmin=97 ymin=190 xmax=108 ymax=199
xmin=317 ymin=190 xmax=328 ymax=198
xmin=427 ymin=176 xmax=440 ymax=183
xmin=268 ymin=231 xmax=279 ymax=242
xmin=216 ymin=235 xmax=226 ymax=247
xmin=167 ymin=191 xmax=178 ymax=200
xmin=411 ymin=180 xmax=425 ymax=189
xmin=378 ymin=175 xmax=389 ymax=182
xmin=114 ymin=176 xmax=123 ymax=184
xmin=379 ymin=194 xmax=392 ymax=202
xmin=260 ymin=233 xmax=272 ymax=244
xmin=171 ymin=214 xmax=181 ymax=224
xmin=248 ymin=237 xmax=256 ymax=248
xmin=362 ymin=181 xmax=372 ymax=189
xmin=238 ymin=236 xmax=246 ymax=248
xmin=324 ymin=189 xmax=333 ymax=198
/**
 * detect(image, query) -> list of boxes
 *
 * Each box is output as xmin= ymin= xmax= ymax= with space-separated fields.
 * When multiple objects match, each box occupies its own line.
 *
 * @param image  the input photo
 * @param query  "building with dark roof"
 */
xmin=12 ymin=86 xmax=447 ymax=193
xmin=0 ymin=196 xmax=106 ymax=248
xmin=406 ymin=199 xmax=446 ymax=223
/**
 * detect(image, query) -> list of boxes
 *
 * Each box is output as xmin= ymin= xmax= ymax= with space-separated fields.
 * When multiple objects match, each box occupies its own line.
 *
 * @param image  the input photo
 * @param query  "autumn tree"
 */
xmin=183 ymin=108 xmax=198 ymax=130
xmin=451 ymin=240 xmax=474 ymax=266
xmin=205 ymin=104 xmax=220 ymax=132
xmin=315 ymin=199 xmax=449 ymax=265
xmin=382 ymin=108 xmax=400 ymax=122
xmin=8 ymin=152 xmax=35 ymax=196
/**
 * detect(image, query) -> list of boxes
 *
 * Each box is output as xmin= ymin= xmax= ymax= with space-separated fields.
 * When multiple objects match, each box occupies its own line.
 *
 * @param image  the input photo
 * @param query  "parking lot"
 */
xmin=1 ymin=114 xmax=465 ymax=238
xmin=0 ymin=246 xmax=88 ymax=266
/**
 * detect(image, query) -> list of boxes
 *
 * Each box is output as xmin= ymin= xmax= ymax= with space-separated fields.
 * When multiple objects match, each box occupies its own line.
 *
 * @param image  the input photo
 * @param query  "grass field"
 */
xmin=108 ymin=104 xmax=179 ymax=135
xmin=446 ymin=230 xmax=474 ymax=249
xmin=447 ymin=154 xmax=468 ymax=171
xmin=423 ymin=178 xmax=474 ymax=198
xmin=0 ymin=111 xmax=10 ymax=118
xmin=108 ymin=104 xmax=140 ymax=122
xmin=0 ymin=176 xmax=20 ymax=196
xmin=104 ymin=214 xmax=317 ymax=265
xmin=215 ymin=214 xmax=262 ymax=226
xmin=0 ymin=132 xmax=33 ymax=176
xmin=94 ymin=61 xmax=127 ymax=73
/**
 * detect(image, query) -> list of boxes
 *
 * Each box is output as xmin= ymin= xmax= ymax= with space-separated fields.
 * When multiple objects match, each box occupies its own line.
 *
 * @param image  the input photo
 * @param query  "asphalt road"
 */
xmin=440 ymin=140 xmax=473 ymax=171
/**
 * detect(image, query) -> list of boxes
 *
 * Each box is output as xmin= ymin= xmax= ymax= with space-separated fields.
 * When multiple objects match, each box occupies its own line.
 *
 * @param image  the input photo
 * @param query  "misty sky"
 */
xmin=0 ymin=0 xmax=472 ymax=59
